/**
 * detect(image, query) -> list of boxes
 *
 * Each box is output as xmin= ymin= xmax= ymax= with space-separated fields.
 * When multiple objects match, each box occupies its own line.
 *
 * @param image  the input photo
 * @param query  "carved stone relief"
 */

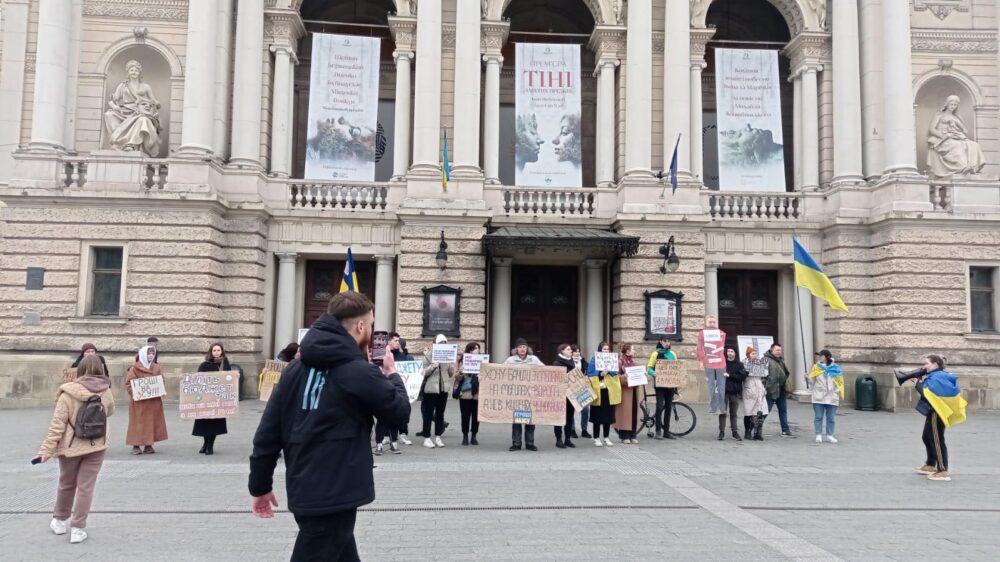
xmin=914 ymin=1 xmax=969 ymax=20
xmin=103 ymin=59 xmax=163 ymax=156
xmin=83 ymin=0 xmax=186 ymax=21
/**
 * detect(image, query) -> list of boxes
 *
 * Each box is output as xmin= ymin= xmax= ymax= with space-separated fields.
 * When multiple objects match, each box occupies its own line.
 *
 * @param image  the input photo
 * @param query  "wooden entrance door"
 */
xmin=303 ymin=260 xmax=377 ymax=329
xmin=717 ymin=270 xmax=779 ymax=352
xmin=510 ymin=266 xmax=579 ymax=364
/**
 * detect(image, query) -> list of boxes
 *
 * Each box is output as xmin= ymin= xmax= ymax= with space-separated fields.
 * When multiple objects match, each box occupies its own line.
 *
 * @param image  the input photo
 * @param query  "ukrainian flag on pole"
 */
xmin=339 ymin=248 xmax=358 ymax=293
xmin=793 ymin=239 xmax=848 ymax=313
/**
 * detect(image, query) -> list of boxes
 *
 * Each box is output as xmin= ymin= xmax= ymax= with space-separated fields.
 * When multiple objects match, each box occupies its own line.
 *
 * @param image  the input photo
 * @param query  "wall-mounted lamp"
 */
xmin=659 ymin=236 xmax=680 ymax=274
xmin=435 ymin=230 xmax=448 ymax=269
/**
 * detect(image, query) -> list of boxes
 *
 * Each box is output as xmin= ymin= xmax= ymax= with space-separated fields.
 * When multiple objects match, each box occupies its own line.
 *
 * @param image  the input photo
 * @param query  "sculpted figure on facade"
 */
xmin=805 ymin=0 xmax=827 ymax=30
xmin=691 ymin=0 xmax=711 ymax=27
xmin=103 ymin=60 xmax=162 ymax=156
xmin=926 ymin=94 xmax=986 ymax=177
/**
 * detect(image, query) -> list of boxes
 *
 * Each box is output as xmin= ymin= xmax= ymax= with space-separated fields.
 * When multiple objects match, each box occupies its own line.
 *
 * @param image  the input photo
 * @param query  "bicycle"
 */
xmin=638 ymin=385 xmax=696 ymax=437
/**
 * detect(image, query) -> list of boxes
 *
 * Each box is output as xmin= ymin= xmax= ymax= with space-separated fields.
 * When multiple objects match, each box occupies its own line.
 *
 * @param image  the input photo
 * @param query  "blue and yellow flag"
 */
xmin=339 ymin=248 xmax=358 ymax=293
xmin=441 ymin=130 xmax=451 ymax=192
xmin=793 ymin=239 xmax=848 ymax=313
xmin=923 ymin=370 xmax=967 ymax=428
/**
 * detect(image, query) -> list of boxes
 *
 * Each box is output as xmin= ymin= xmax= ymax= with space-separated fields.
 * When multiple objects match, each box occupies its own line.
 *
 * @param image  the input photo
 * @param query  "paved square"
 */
xmin=1 ymin=401 xmax=998 ymax=561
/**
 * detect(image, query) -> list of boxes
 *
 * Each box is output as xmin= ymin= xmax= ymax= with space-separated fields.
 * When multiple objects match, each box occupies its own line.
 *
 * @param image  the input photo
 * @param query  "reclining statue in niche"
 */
xmin=103 ymin=60 xmax=162 ymax=157
xmin=926 ymin=94 xmax=986 ymax=178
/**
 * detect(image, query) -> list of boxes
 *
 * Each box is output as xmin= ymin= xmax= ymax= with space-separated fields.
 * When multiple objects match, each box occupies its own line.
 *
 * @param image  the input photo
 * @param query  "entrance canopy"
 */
xmin=483 ymin=226 xmax=640 ymax=258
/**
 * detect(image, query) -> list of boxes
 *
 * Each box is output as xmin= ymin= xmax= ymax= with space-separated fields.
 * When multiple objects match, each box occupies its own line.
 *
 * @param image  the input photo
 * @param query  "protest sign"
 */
xmin=624 ymin=365 xmax=648 ymax=387
xmin=179 ymin=371 xmax=240 ymax=420
xmin=396 ymin=361 xmax=425 ymax=403
xmin=297 ymin=328 xmax=309 ymax=344
xmin=62 ymin=368 xmax=77 ymax=383
xmin=431 ymin=344 xmax=458 ymax=364
xmin=462 ymin=354 xmax=489 ymax=374
xmin=477 ymin=364 xmax=568 ymax=426
xmin=130 ymin=375 xmax=166 ymax=401
xmin=654 ymin=360 xmax=687 ymax=388
xmin=258 ymin=360 xmax=287 ymax=402
xmin=592 ymin=352 xmax=619 ymax=373
xmin=737 ymin=335 xmax=774 ymax=359
xmin=565 ymin=368 xmax=596 ymax=411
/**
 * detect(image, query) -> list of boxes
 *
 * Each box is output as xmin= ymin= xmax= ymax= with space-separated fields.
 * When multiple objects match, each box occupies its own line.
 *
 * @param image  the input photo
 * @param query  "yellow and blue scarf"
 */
xmin=809 ymin=362 xmax=844 ymax=398
xmin=922 ymin=370 xmax=967 ymax=428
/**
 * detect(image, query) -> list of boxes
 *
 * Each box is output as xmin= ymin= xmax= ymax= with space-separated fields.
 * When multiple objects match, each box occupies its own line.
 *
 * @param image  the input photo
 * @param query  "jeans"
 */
xmin=291 ymin=509 xmax=360 ymax=562
xmin=654 ymin=387 xmax=675 ymax=434
xmin=579 ymin=406 xmax=590 ymax=433
xmin=922 ymin=412 xmax=948 ymax=471
xmin=420 ymin=393 xmax=448 ymax=437
xmin=766 ymin=393 xmax=790 ymax=433
xmin=813 ymin=403 xmax=837 ymax=435
xmin=459 ymin=398 xmax=479 ymax=435
xmin=54 ymin=450 xmax=105 ymax=528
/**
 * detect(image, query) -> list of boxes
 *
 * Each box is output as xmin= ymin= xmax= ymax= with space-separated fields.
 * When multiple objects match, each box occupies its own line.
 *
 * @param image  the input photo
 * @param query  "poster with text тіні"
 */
xmin=304 ymin=33 xmax=381 ymax=181
xmin=714 ymin=48 xmax=786 ymax=192
xmin=514 ymin=43 xmax=582 ymax=188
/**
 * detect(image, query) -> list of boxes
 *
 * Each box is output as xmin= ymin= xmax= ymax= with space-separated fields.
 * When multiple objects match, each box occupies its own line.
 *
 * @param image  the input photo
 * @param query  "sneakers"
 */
xmin=374 ymin=443 xmax=384 ymax=456
xmin=49 ymin=518 xmax=68 ymax=535
xmin=927 ymin=471 xmax=951 ymax=482
xmin=594 ymin=438 xmax=603 ymax=447
xmin=915 ymin=464 xmax=936 ymax=475
xmin=423 ymin=438 xmax=436 ymax=449
xmin=604 ymin=437 xmax=614 ymax=447
xmin=525 ymin=444 xmax=538 ymax=451
xmin=824 ymin=435 xmax=838 ymax=444
xmin=69 ymin=528 xmax=88 ymax=544
xmin=389 ymin=442 xmax=401 ymax=454
xmin=382 ymin=436 xmax=390 ymax=445
xmin=400 ymin=434 xmax=413 ymax=446
xmin=815 ymin=435 xmax=823 ymax=443
xmin=780 ymin=431 xmax=793 ymax=437
xmin=434 ymin=436 xmax=445 ymax=448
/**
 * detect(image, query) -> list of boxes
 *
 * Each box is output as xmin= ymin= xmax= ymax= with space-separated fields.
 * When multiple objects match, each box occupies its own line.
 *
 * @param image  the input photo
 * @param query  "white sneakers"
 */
xmin=604 ymin=438 xmax=614 ymax=447
xmin=434 ymin=436 xmax=445 ymax=448
xmin=389 ymin=442 xmax=401 ymax=454
xmin=594 ymin=438 xmax=603 ymax=447
xmin=423 ymin=438 xmax=436 ymax=449
xmin=400 ymin=435 xmax=413 ymax=446
xmin=50 ymin=518 xmax=68 ymax=535
xmin=69 ymin=528 xmax=87 ymax=544
xmin=816 ymin=434 xmax=839 ymax=444
xmin=815 ymin=435 xmax=823 ymax=443
xmin=374 ymin=443 xmax=384 ymax=456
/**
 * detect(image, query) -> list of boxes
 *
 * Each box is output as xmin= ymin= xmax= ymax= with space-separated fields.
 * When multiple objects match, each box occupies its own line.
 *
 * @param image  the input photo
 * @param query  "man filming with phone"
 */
xmin=249 ymin=292 xmax=410 ymax=561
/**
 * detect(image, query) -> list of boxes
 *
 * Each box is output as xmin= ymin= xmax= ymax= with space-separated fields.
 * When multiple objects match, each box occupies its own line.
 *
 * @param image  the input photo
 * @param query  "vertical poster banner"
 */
xmin=514 ymin=43 xmax=582 ymax=187
xmin=714 ymin=48 xmax=786 ymax=192
xmin=305 ymin=33 xmax=381 ymax=181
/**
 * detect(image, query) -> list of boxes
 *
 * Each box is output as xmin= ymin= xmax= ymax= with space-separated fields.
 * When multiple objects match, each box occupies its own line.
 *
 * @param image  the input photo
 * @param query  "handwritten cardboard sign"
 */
xmin=624 ymin=365 xmax=648 ymax=387
xmin=179 ymin=371 xmax=240 ymax=420
xmin=565 ymin=368 xmax=596 ymax=412
xmin=477 ymin=364 xmax=568 ymax=426
xmin=593 ymin=352 xmax=619 ymax=373
xmin=654 ymin=360 xmax=687 ymax=388
xmin=62 ymin=368 xmax=77 ymax=383
xmin=258 ymin=360 xmax=287 ymax=402
xmin=462 ymin=354 xmax=490 ymax=374
xmin=131 ymin=374 xmax=166 ymax=401
xmin=431 ymin=344 xmax=458 ymax=364
xmin=396 ymin=361 xmax=425 ymax=403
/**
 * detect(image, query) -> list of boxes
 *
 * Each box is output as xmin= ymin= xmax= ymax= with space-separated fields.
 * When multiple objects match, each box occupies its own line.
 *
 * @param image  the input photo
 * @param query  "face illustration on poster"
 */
xmin=551 ymin=113 xmax=582 ymax=165
xmin=515 ymin=113 xmax=544 ymax=170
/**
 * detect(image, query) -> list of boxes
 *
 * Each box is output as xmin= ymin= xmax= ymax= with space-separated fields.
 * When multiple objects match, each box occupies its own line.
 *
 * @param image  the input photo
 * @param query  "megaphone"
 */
xmin=895 ymin=367 xmax=926 ymax=386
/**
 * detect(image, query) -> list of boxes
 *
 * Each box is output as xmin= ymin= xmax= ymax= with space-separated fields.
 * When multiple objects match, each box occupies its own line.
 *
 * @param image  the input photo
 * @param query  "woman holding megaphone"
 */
xmin=897 ymin=355 xmax=967 ymax=482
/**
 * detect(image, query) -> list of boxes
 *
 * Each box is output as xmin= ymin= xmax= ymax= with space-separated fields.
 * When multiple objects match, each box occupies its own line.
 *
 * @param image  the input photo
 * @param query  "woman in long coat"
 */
xmin=125 ymin=345 xmax=168 ymax=454
xmin=192 ymin=342 xmax=230 ymax=455
xmin=615 ymin=343 xmax=642 ymax=444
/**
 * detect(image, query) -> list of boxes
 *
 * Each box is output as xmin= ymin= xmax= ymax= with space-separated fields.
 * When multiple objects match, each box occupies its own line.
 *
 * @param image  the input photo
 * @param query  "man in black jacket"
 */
xmin=249 ymin=292 xmax=410 ymax=561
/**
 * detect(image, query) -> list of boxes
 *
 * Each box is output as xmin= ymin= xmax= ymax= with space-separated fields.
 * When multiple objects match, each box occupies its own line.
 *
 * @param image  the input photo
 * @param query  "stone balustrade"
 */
xmin=929 ymin=183 xmax=952 ymax=212
xmin=703 ymin=191 xmax=803 ymax=221
xmin=288 ymin=181 xmax=391 ymax=210
xmin=499 ymin=186 xmax=596 ymax=216
xmin=60 ymin=158 xmax=88 ymax=188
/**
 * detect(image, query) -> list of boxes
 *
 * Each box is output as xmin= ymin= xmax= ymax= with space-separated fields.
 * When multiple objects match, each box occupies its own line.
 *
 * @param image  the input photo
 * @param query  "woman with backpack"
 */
xmin=35 ymin=355 xmax=115 ymax=544
xmin=193 ymin=342 xmax=230 ymax=455
xmin=125 ymin=345 xmax=168 ymax=455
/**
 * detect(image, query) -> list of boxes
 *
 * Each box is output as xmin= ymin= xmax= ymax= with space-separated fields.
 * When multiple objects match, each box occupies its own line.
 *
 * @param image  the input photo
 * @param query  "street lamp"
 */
xmin=435 ymin=231 xmax=448 ymax=269
xmin=659 ymin=236 xmax=680 ymax=274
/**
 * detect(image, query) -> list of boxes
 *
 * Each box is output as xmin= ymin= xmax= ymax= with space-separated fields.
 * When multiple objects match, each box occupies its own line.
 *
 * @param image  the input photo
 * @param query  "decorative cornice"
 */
xmin=782 ymin=31 xmax=831 ymax=71
xmin=82 ymin=0 xmax=186 ymax=21
xmin=911 ymin=31 xmax=997 ymax=53
xmin=264 ymin=9 xmax=306 ymax=50
xmin=442 ymin=24 xmax=456 ymax=51
xmin=587 ymin=25 xmax=626 ymax=61
xmin=388 ymin=15 xmax=417 ymax=52
xmin=914 ymin=1 xmax=970 ymax=20
xmin=480 ymin=20 xmax=510 ymax=56
xmin=690 ymin=27 xmax=716 ymax=61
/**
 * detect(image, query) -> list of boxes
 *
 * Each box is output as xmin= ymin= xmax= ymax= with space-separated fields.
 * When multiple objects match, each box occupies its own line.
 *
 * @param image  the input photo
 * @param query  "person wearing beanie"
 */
xmin=70 ymin=343 xmax=110 ymax=378
xmin=646 ymin=337 xmax=677 ymax=439
xmin=722 ymin=348 xmax=747 ymax=441
xmin=742 ymin=347 xmax=769 ymax=440
xmin=504 ymin=338 xmax=544 ymax=451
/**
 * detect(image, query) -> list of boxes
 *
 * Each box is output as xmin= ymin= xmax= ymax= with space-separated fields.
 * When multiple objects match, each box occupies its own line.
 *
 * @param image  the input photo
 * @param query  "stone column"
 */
xmin=391 ymin=50 xmax=413 ymax=179
xmin=230 ymin=0 xmax=265 ymax=167
xmin=800 ymin=65 xmax=821 ymax=190
xmin=689 ymin=29 xmax=714 ymax=182
xmin=374 ymin=256 xmax=396 ymax=331
xmin=269 ymin=46 xmax=294 ymax=177
xmin=881 ymin=0 xmax=918 ymax=175
xmin=663 ymin=0 xmax=691 ymax=178
xmin=179 ymin=0 xmax=220 ymax=155
xmin=410 ymin=0 xmax=442 ymax=173
xmin=451 ymin=0 xmax=481 ymax=175
xmin=831 ymin=0 xmax=864 ymax=185
xmin=274 ymin=253 xmax=298 ymax=354
xmin=792 ymin=74 xmax=803 ymax=188
xmin=594 ymin=59 xmax=618 ymax=186
xmin=482 ymin=55 xmax=503 ymax=182
xmin=585 ymin=260 xmax=606 ymax=356
xmin=859 ymin=0 xmax=885 ymax=178
xmin=28 ymin=0 xmax=73 ymax=151
xmin=212 ymin=0 xmax=234 ymax=157
xmin=623 ymin=1 xmax=653 ymax=179
xmin=62 ymin=0 xmax=82 ymax=151
xmin=704 ymin=262 xmax=721 ymax=317
xmin=792 ymin=286 xmax=815 ymax=394
xmin=0 ymin=0 xmax=30 ymax=175
xmin=490 ymin=258 xmax=513 ymax=358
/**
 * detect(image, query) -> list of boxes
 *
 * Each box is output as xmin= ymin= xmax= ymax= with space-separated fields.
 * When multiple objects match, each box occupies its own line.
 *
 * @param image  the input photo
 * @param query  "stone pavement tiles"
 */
xmin=0 ymin=400 xmax=998 ymax=561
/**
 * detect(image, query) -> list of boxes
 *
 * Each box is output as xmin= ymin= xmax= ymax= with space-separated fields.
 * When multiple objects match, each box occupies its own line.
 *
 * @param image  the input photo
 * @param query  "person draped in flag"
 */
xmin=911 ymin=354 xmax=967 ymax=482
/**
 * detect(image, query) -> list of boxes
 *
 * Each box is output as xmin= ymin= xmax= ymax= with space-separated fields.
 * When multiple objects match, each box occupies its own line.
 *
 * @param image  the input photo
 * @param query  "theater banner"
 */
xmin=714 ymin=48 xmax=786 ymax=192
xmin=305 ymin=33 xmax=381 ymax=181
xmin=514 ymin=43 xmax=582 ymax=188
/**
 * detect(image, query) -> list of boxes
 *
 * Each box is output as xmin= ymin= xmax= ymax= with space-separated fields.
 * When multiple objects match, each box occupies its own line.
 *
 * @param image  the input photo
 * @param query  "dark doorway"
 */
xmin=510 ymin=266 xmax=579 ymax=364
xmin=717 ymin=269 xmax=779 ymax=352
xmin=303 ymin=259 xmax=376 ymax=329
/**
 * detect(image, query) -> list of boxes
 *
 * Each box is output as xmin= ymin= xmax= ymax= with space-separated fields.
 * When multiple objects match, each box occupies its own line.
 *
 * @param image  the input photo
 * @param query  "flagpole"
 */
xmin=794 ymin=270 xmax=811 ymax=384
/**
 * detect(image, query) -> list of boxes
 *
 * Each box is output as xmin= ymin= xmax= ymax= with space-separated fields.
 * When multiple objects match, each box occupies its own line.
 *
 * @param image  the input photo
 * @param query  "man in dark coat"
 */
xmin=249 ymin=292 xmax=410 ymax=561
xmin=763 ymin=343 xmax=792 ymax=437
